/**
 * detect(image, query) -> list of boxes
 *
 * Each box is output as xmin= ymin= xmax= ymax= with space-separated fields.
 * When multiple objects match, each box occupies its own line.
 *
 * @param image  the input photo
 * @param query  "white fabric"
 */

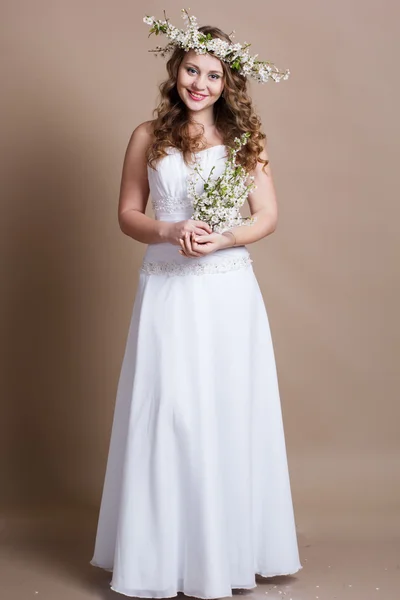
xmin=90 ymin=145 xmax=302 ymax=598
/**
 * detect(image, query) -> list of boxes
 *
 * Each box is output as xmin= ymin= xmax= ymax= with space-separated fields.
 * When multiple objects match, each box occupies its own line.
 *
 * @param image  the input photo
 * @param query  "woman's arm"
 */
xmin=118 ymin=121 xmax=170 ymax=244
xmin=180 ymin=140 xmax=278 ymax=256
xmin=118 ymin=122 xmax=213 ymax=245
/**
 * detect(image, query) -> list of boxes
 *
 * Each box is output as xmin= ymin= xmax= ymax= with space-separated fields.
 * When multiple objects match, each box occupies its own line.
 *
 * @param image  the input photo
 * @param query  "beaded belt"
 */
xmin=140 ymin=254 xmax=253 ymax=277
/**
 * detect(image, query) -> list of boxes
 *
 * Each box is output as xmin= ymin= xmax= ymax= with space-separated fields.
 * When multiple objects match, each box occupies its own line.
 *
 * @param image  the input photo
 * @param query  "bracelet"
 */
xmin=223 ymin=230 xmax=237 ymax=247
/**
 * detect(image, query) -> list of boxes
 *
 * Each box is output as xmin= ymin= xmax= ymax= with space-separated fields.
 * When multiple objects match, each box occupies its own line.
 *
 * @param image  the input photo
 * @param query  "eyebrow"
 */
xmin=185 ymin=62 xmax=223 ymax=75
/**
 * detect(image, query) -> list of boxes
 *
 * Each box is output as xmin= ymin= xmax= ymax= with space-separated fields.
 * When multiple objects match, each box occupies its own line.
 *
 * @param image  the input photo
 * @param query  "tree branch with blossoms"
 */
xmin=187 ymin=133 xmax=258 ymax=234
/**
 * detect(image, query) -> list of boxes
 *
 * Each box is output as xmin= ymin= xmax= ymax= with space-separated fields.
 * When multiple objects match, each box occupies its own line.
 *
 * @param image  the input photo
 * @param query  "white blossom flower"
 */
xmin=187 ymin=132 xmax=258 ymax=233
xmin=143 ymin=8 xmax=290 ymax=84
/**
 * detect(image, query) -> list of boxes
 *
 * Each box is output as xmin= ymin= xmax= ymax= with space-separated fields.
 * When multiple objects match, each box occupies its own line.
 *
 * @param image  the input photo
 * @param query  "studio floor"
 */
xmin=1 ymin=506 xmax=399 ymax=600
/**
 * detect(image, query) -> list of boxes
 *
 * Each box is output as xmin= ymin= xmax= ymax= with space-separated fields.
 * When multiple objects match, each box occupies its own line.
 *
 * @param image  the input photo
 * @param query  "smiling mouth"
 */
xmin=187 ymin=89 xmax=208 ymax=100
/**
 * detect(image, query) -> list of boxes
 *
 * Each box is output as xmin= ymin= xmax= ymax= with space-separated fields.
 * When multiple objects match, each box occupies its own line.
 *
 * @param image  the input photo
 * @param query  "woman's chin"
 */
xmin=183 ymin=98 xmax=214 ymax=111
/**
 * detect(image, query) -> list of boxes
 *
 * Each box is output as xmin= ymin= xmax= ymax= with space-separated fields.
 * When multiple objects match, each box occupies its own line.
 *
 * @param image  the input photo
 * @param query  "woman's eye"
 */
xmin=186 ymin=67 xmax=219 ymax=80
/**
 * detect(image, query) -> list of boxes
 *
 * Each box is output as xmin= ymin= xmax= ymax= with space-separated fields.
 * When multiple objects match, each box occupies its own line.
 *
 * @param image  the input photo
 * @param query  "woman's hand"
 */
xmin=179 ymin=231 xmax=234 ymax=258
xmin=165 ymin=219 xmax=212 ymax=246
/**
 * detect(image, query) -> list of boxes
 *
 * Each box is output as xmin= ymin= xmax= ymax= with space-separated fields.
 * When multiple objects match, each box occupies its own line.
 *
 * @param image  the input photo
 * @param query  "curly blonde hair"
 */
xmin=147 ymin=25 xmax=269 ymax=173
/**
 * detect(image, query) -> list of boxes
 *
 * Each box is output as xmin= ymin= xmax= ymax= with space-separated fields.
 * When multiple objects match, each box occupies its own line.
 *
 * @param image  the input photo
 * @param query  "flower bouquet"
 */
xmin=187 ymin=132 xmax=258 ymax=233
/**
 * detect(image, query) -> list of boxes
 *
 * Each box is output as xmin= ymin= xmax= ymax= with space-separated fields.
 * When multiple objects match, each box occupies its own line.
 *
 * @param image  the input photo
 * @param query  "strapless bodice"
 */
xmin=147 ymin=145 xmax=227 ymax=220
xmin=141 ymin=145 xmax=252 ymax=277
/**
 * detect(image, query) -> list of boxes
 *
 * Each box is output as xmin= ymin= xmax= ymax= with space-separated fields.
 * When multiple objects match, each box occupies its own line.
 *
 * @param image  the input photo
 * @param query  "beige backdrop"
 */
xmin=1 ymin=0 xmax=399 ymax=539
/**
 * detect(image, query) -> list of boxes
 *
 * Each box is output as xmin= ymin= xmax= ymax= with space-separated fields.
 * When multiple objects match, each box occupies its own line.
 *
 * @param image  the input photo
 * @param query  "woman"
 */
xmin=90 ymin=11 xmax=302 ymax=599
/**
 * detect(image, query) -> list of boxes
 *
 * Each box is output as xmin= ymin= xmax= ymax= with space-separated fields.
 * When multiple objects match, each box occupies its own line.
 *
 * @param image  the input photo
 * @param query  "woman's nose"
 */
xmin=193 ymin=75 xmax=207 ymax=90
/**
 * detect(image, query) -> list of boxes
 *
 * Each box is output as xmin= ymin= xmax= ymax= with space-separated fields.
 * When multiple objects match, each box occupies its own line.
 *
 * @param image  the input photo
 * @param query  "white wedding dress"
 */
xmin=90 ymin=144 xmax=302 ymax=598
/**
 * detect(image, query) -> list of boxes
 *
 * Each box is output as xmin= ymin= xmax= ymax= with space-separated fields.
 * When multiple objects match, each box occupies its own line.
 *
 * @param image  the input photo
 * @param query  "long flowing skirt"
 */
xmin=90 ymin=243 xmax=302 ymax=598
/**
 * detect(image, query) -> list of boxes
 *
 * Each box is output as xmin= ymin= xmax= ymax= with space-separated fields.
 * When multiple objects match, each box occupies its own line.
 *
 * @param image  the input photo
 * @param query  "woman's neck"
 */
xmin=187 ymin=106 xmax=215 ymax=129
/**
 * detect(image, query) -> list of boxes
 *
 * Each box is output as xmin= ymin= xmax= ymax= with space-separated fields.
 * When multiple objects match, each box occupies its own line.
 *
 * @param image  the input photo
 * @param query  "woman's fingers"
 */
xmin=179 ymin=232 xmax=200 ymax=257
xmin=191 ymin=233 xmax=206 ymax=255
xmin=183 ymin=232 xmax=192 ymax=253
xmin=179 ymin=233 xmax=216 ymax=257
xmin=188 ymin=232 xmax=204 ymax=256
xmin=192 ymin=233 xmax=212 ymax=244
xmin=194 ymin=227 xmax=209 ymax=236
xmin=196 ymin=222 xmax=213 ymax=234
xmin=179 ymin=235 xmax=192 ymax=256
xmin=178 ymin=237 xmax=187 ymax=256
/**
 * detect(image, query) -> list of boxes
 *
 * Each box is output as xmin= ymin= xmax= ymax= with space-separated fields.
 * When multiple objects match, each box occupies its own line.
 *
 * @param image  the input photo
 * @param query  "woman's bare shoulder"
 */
xmin=128 ymin=120 xmax=155 ymax=150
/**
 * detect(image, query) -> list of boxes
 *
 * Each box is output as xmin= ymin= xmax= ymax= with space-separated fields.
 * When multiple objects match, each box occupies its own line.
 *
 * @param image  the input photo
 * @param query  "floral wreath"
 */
xmin=143 ymin=8 xmax=290 ymax=84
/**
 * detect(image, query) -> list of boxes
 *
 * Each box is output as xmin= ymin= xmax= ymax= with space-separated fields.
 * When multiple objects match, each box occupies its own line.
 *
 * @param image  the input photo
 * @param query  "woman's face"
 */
xmin=176 ymin=49 xmax=225 ymax=112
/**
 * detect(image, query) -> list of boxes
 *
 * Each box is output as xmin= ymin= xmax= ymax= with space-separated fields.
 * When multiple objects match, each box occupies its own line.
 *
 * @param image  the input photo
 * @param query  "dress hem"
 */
xmin=90 ymin=560 xmax=303 ymax=599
